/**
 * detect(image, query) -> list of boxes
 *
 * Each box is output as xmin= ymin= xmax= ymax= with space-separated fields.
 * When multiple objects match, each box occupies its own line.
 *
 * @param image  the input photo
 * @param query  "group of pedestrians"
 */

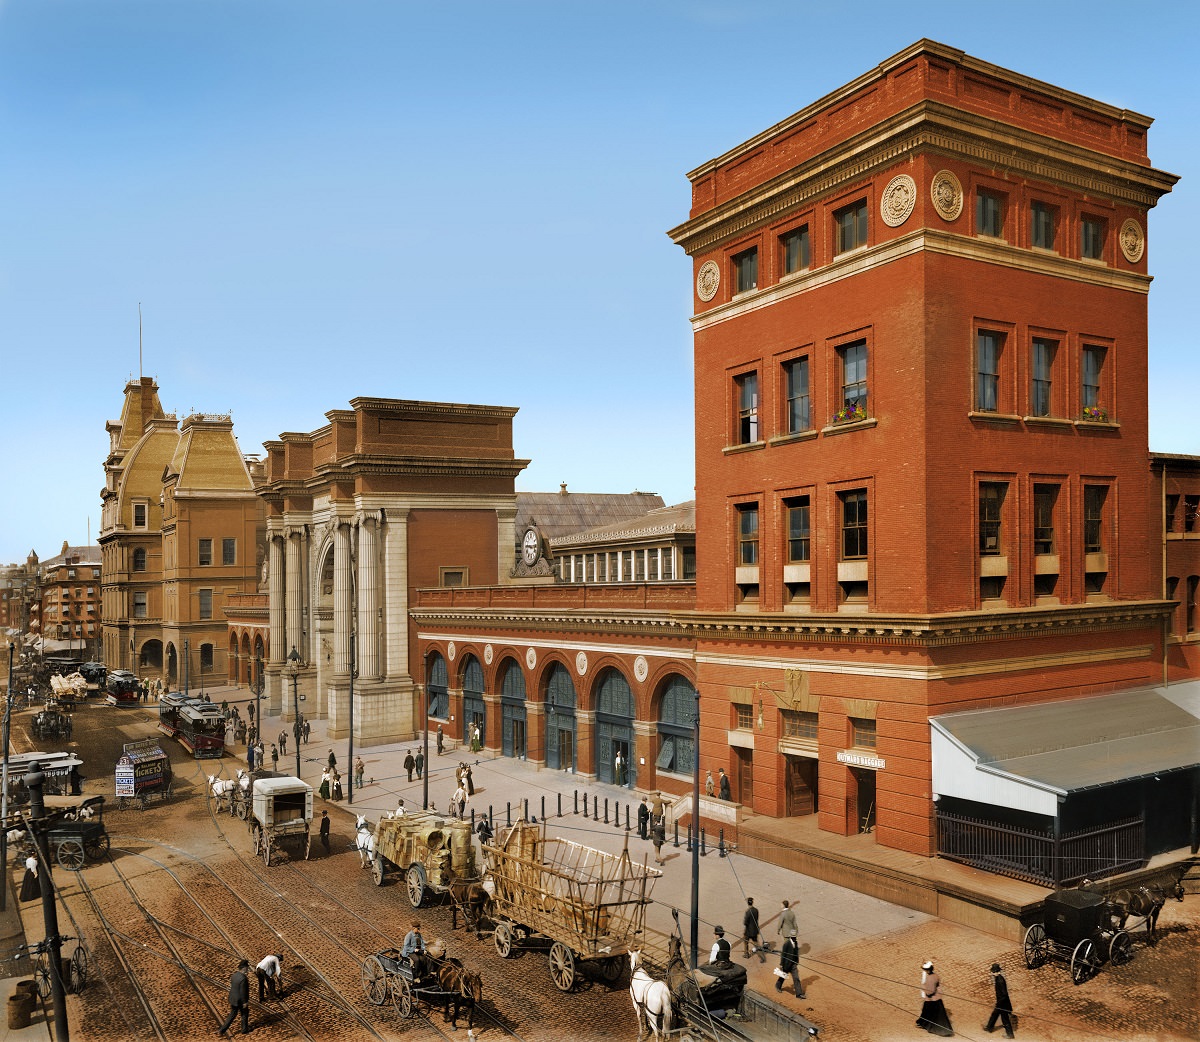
xmin=402 ymin=748 xmax=425 ymax=781
xmin=449 ymin=761 xmax=475 ymax=818
xmin=217 ymin=953 xmax=284 ymax=1036
xmin=634 ymin=794 xmax=668 ymax=864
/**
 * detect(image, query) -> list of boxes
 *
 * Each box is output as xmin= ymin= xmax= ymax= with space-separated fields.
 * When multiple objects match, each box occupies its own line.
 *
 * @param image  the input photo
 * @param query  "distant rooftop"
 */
xmin=515 ymin=487 xmax=665 ymax=544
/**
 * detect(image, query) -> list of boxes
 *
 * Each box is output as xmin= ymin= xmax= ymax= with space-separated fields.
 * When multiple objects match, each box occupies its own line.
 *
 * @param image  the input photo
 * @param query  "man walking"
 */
xmin=404 ymin=750 xmax=415 ymax=782
xmin=984 ymin=962 xmax=1016 ymax=1038
xmin=217 ymin=959 xmax=251 ymax=1036
xmin=651 ymin=815 xmax=666 ymax=865
xmin=279 ymin=729 xmax=287 ymax=756
xmin=354 ymin=756 xmax=365 ymax=789
xmin=637 ymin=797 xmax=650 ymax=840
xmin=415 ymin=748 xmax=424 ymax=779
xmin=742 ymin=897 xmax=762 ymax=959
xmin=778 ymin=899 xmax=798 ymax=945
xmin=319 ymin=810 xmax=331 ymax=855
xmin=256 ymin=953 xmax=284 ymax=1002
xmin=775 ymin=937 xmax=805 ymax=998
xmin=436 ymin=724 xmax=444 ymax=756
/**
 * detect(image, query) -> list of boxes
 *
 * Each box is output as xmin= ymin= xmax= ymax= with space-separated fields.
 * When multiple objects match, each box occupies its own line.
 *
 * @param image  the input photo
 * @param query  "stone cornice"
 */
xmin=689 ymin=227 xmax=1151 ymax=332
xmin=347 ymin=397 xmax=520 ymax=422
xmin=409 ymin=599 xmax=1172 ymax=648
xmin=669 ymin=101 xmax=1176 ymax=256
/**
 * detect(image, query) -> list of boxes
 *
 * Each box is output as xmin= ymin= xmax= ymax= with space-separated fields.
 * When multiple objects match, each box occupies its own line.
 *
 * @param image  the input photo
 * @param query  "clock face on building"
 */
xmin=522 ymin=527 xmax=540 ymax=566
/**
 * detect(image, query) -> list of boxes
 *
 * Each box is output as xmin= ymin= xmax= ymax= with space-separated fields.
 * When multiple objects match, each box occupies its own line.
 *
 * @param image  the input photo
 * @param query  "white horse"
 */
xmin=355 ymin=815 xmax=375 ymax=868
xmin=629 ymin=950 xmax=672 ymax=1042
xmin=208 ymin=774 xmax=240 ymax=813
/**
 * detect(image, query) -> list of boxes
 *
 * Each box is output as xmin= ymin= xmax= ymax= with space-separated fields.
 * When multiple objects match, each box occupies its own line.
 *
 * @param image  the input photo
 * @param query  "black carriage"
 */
xmin=1023 ymin=888 xmax=1132 ymax=983
xmin=361 ymin=948 xmax=439 ymax=1019
xmin=31 ymin=709 xmax=73 ymax=742
xmin=114 ymin=741 xmax=174 ymax=810
xmin=43 ymin=796 xmax=110 ymax=871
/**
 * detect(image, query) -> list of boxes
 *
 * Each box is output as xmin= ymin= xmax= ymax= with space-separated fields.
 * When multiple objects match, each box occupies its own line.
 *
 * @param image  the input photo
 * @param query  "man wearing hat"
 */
xmin=984 ymin=962 xmax=1015 ymax=1037
xmin=707 ymin=925 xmax=732 ymax=966
xmin=217 ymin=958 xmax=251 ymax=1036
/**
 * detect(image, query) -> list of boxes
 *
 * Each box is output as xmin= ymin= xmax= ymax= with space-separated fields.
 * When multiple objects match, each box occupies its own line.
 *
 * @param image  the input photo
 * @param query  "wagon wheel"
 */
xmin=57 ymin=839 xmax=86 ymax=872
xmin=392 ymin=975 xmax=414 ymax=1018
xmin=235 ymin=794 xmax=249 ymax=820
xmin=303 ymin=828 xmax=311 ymax=861
xmin=1023 ymin=923 xmax=1049 ymax=969
xmin=251 ymin=824 xmax=263 ymax=856
xmin=84 ymin=830 xmax=110 ymax=861
xmin=371 ymin=856 xmax=386 ymax=886
xmin=137 ymin=794 xmax=147 ymax=811
xmin=406 ymin=864 xmax=427 ymax=908
xmin=494 ymin=921 xmax=514 ymax=958
xmin=598 ymin=955 xmax=625 ymax=985
xmin=1070 ymin=938 xmax=1099 ymax=984
xmin=69 ymin=947 xmax=88 ymax=993
xmin=1108 ymin=930 xmax=1132 ymax=966
xmin=360 ymin=955 xmax=389 ymax=1005
xmin=549 ymin=941 xmax=576 ymax=991
xmin=262 ymin=834 xmax=272 ymax=867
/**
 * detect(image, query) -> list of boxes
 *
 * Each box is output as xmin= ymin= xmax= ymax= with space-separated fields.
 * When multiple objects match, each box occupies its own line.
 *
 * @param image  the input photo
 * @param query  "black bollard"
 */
xmin=506 ymin=801 xmax=512 ymax=827
xmin=524 ymin=798 xmax=529 ymax=821
xmin=471 ymin=808 xmax=476 ymax=828
xmin=718 ymin=828 xmax=726 ymax=858
xmin=541 ymin=795 xmax=546 ymax=821
xmin=700 ymin=827 xmax=707 ymax=857
xmin=604 ymin=798 xmax=609 ymax=824
xmin=574 ymin=790 xmax=579 ymax=814
xmin=593 ymin=797 xmax=599 ymax=822
xmin=558 ymin=792 xmax=563 ymax=818
xmin=625 ymin=805 xmax=630 ymax=831
xmin=686 ymin=824 xmax=693 ymax=853
xmin=489 ymin=804 xmax=494 ymax=827
xmin=583 ymin=792 xmax=589 ymax=817
xmin=674 ymin=820 xmax=680 ymax=848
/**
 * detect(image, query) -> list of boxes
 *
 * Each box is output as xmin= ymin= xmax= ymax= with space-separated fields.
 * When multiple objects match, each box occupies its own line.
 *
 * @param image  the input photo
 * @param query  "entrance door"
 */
xmin=558 ymin=728 xmax=574 ymax=772
xmin=785 ymin=756 xmax=817 ymax=816
xmin=512 ymin=719 xmax=526 ymax=760
xmin=852 ymin=768 xmax=877 ymax=834
xmin=735 ymin=747 xmax=754 ymax=806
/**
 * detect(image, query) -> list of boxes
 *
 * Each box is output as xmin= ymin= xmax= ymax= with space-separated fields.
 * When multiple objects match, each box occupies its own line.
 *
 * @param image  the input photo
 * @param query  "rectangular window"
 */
xmin=733 ymin=247 xmax=758 ymax=293
xmin=200 ymin=644 xmax=214 ymax=671
xmin=835 ymin=200 xmax=868 ymax=254
xmin=841 ymin=490 xmax=868 ymax=559
xmin=133 ymin=592 xmax=148 ymax=619
xmin=781 ymin=710 xmax=818 ymax=741
xmin=1031 ymin=338 xmax=1056 ymax=416
xmin=198 ymin=539 xmax=213 ymax=567
xmin=735 ymin=704 xmax=754 ymax=730
xmin=979 ymin=482 xmax=1006 ymax=555
xmin=1185 ymin=496 xmax=1199 ymax=533
xmin=222 ymin=538 xmax=236 ymax=566
xmin=783 ymin=358 xmax=810 ymax=433
xmin=786 ymin=496 xmax=811 ymax=562
xmin=781 ymin=225 xmax=810 ymax=274
xmin=735 ymin=371 xmax=759 ymax=444
xmin=737 ymin=505 xmax=759 ymax=566
xmin=1031 ymin=201 xmax=1057 ymax=250
xmin=850 ymin=718 xmax=877 ymax=749
xmin=1188 ymin=576 xmax=1198 ymax=634
xmin=1082 ymin=345 xmax=1105 ymax=414
xmin=133 ymin=503 xmax=147 ymax=528
xmin=1166 ymin=494 xmax=1180 ymax=533
xmin=840 ymin=340 xmax=868 ymax=415
xmin=1084 ymin=485 xmax=1107 ymax=554
xmin=198 ymin=589 xmax=213 ymax=620
xmin=682 ymin=547 xmax=697 ymax=581
xmin=1081 ymin=216 xmax=1106 ymax=260
xmin=440 ymin=568 xmax=466 ymax=587
xmin=1034 ymin=484 xmax=1058 ymax=555
xmin=976 ymin=331 xmax=1002 ymax=412
xmin=977 ymin=190 xmax=1003 ymax=237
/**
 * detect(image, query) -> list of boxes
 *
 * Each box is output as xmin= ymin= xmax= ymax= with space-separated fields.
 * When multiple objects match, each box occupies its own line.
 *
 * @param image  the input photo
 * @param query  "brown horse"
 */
xmin=445 ymin=867 xmax=493 ymax=938
xmin=436 ymin=957 xmax=482 ymax=1029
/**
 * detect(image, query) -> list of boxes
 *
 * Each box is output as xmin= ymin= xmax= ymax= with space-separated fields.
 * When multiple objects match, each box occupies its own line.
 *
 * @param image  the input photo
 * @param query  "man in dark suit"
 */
xmin=984 ymin=962 xmax=1015 ymax=1037
xmin=217 ymin=958 xmax=250 ymax=1036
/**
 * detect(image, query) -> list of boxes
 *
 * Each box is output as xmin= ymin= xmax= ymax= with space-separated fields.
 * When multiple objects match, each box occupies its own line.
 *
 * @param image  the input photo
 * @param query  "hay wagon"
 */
xmin=247 ymin=776 xmax=312 ymax=866
xmin=484 ymin=820 xmax=661 ymax=991
xmin=371 ymin=809 xmax=484 ymax=908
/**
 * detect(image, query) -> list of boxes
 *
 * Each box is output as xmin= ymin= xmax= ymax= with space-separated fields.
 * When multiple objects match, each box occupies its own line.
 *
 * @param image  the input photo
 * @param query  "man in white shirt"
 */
xmin=707 ymin=926 xmax=731 ymax=965
xmin=255 ymin=953 xmax=283 ymax=1001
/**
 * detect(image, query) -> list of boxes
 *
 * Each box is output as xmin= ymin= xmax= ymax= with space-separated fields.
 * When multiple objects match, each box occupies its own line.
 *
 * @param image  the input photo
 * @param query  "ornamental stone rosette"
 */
xmin=575 ymin=651 xmax=588 ymax=676
xmin=484 ymin=643 xmax=493 ymax=665
xmin=931 ymin=169 xmax=964 ymax=222
xmin=525 ymin=647 xmax=537 ymax=670
xmin=634 ymin=655 xmax=649 ymax=682
xmin=1119 ymin=219 xmax=1145 ymax=263
xmin=880 ymin=174 xmax=917 ymax=227
xmin=696 ymin=260 xmax=720 ymax=302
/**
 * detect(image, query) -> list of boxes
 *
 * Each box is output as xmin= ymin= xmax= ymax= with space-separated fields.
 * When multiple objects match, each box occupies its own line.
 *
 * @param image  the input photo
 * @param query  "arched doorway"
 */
xmin=595 ymin=668 xmax=636 ymax=788
xmin=139 ymin=639 xmax=164 ymax=677
xmin=656 ymin=675 xmax=696 ymax=780
xmin=462 ymin=656 xmax=485 ymax=749
xmin=499 ymin=659 xmax=527 ymax=759
xmin=544 ymin=663 xmax=576 ymax=772
xmin=427 ymin=653 xmax=449 ymax=719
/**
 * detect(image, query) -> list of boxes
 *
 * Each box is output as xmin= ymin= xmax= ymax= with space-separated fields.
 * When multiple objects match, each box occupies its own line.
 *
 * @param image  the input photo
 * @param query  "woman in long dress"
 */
xmin=331 ymin=771 xmax=343 ymax=801
xmin=19 ymin=852 xmax=39 ymax=902
xmin=916 ymin=961 xmax=954 ymax=1036
xmin=318 ymin=767 xmax=331 ymax=801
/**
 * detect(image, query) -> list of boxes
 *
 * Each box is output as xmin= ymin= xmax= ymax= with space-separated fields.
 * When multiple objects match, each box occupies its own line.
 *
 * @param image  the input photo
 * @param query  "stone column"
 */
xmin=268 ymin=534 xmax=284 ymax=664
xmin=357 ymin=512 xmax=380 ymax=680
xmin=333 ymin=520 xmax=352 ymax=676
xmin=285 ymin=528 xmax=303 ymax=657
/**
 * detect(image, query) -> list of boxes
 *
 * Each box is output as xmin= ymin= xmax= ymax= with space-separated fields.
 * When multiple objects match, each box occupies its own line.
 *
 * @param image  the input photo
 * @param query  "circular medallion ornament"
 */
xmin=447 ymin=642 xmax=456 ymax=662
xmin=880 ymin=174 xmax=917 ymax=227
xmin=484 ymin=644 xmax=493 ymax=665
xmin=525 ymin=647 xmax=537 ymax=670
xmin=575 ymin=651 xmax=588 ymax=676
xmin=696 ymin=260 xmax=720 ymax=302
xmin=633 ymin=655 xmax=649 ymax=683
xmin=1119 ymin=219 xmax=1145 ymax=263
xmin=930 ymin=170 xmax=964 ymax=222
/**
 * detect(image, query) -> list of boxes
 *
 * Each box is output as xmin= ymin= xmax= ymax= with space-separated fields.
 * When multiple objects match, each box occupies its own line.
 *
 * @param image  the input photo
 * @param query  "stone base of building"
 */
xmin=326 ymin=675 xmax=417 ymax=744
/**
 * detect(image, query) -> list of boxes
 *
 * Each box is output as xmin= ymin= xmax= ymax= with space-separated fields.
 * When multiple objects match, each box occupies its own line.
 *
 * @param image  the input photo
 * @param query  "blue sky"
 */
xmin=2 ymin=0 xmax=1197 ymax=563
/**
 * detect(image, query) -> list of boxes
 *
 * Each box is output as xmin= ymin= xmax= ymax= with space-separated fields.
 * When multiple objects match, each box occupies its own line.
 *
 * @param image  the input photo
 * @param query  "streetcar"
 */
xmin=158 ymin=694 xmax=225 ymax=757
xmin=79 ymin=662 xmax=106 ymax=699
xmin=105 ymin=670 xmax=140 ymax=706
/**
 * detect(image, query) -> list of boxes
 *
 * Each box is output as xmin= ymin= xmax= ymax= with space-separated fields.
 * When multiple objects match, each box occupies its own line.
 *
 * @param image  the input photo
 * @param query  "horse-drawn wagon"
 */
xmin=247 ymin=776 xmax=312 ymax=866
xmin=1023 ymin=887 xmax=1133 ymax=983
xmin=368 ymin=810 xmax=487 ymax=915
xmin=115 ymin=741 xmax=174 ymax=810
xmin=484 ymin=820 xmax=661 ymax=991
xmin=43 ymin=796 xmax=110 ymax=871
xmin=31 ymin=708 xmax=73 ymax=742
xmin=360 ymin=946 xmax=481 ymax=1029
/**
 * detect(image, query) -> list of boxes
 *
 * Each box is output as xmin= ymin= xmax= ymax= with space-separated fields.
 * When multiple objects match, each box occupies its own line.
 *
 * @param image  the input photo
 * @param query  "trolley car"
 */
xmin=105 ymin=670 xmax=140 ymax=706
xmin=158 ymin=693 xmax=224 ymax=757
xmin=114 ymin=741 xmax=174 ymax=809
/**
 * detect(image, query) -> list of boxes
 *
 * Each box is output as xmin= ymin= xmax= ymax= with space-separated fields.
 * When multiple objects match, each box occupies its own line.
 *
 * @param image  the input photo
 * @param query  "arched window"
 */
xmin=500 ymin=660 xmax=527 ymax=758
xmin=657 ymin=675 xmax=696 ymax=776
xmin=462 ymin=655 xmax=485 ymax=746
xmin=595 ymin=668 xmax=636 ymax=787
xmin=132 ymin=548 xmax=147 ymax=571
xmin=545 ymin=663 xmax=577 ymax=771
xmin=427 ymin=653 xmax=449 ymax=718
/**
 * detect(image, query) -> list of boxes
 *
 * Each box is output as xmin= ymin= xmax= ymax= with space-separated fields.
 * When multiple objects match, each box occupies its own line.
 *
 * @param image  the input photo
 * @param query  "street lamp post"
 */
xmin=286 ymin=647 xmax=303 ymax=780
xmin=251 ymin=651 xmax=264 ymax=746
xmin=422 ymin=680 xmax=430 ymax=811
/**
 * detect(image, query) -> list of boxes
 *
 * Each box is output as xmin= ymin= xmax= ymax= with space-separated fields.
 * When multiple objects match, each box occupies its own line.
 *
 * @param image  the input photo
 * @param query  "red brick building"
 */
xmin=412 ymin=41 xmax=1198 ymax=883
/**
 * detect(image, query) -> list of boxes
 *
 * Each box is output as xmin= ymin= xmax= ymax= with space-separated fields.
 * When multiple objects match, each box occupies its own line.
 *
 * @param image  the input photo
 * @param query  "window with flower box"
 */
xmin=838 ymin=340 xmax=867 ymax=421
xmin=1081 ymin=345 xmax=1107 ymax=421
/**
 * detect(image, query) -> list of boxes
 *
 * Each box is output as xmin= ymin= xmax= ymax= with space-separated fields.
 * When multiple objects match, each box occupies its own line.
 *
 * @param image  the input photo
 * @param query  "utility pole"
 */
xmin=26 ymin=761 xmax=69 ymax=1041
